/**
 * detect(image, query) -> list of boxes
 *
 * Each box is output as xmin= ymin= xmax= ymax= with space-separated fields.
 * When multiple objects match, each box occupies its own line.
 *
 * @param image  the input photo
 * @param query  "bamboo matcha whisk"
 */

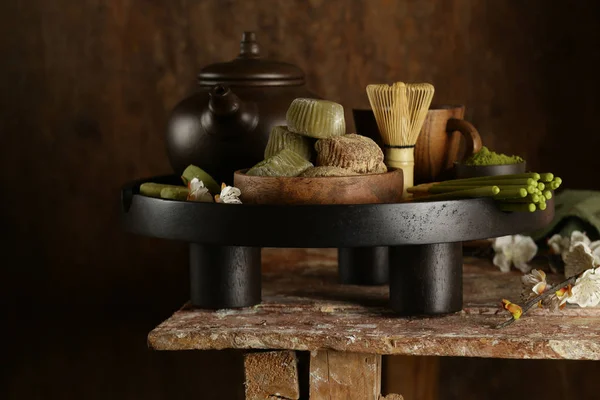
xmin=366 ymin=82 xmax=434 ymax=197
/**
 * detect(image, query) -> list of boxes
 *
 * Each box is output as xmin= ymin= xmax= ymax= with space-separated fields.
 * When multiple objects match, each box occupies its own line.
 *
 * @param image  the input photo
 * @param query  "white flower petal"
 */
xmin=502 ymin=236 xmax=537 ymax=273
xmin=522 ymin=269 xmax=546 ymax=286
xmin=532 ymin=281 xmax=547 ymax=295
xmin=513 ymin=235 xmax=538 ymax=261
xmin=492 ymin=235 xmax=514 ymax=251
xmin=217 ymin=185 xmax=242 ymax=204
xmin=590 ymin=242 xmax=600 ymax=265
xmin=532 ymin=269 xmax=546 ymax=282
xmin=557 ymin=292 xmax=570 ymax=306
xmin=223 ymin=186 xmax=240 ymax=196
xmin=188 ymin=178 xmax=214 ymax=202
xmin=220 ymin=196 xmax=242 ymax=204
xmin=567 ymin=269 xmax=600 ymax=307
xmin=548 ymin=234 xmax=571 ymax=255
xmin=492 ymin=235 xmax=537 ymax=272
xmin=493 ymin=252 xmax=512 ymax=273
xmin=564 ymin=242 xmax=597 ymax=277
xmin=570 ymin=231 xmax=591 ymax=247
xmin=521 ymin=269 xmax=547 ymax=301
xmin=514 ymin=261 xmax=532 ymax=273
xmin=189 ymin=178 xmax=205 ymax=191
xmin=581 ymin=268 xmax=600 ymax=280
xmin=589 ymin=240 xmax=600 ymax=252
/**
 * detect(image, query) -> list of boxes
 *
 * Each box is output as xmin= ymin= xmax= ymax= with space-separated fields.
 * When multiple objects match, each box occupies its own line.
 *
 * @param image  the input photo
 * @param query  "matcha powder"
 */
xmin=464 ymin=146 xmax=524 ymax=166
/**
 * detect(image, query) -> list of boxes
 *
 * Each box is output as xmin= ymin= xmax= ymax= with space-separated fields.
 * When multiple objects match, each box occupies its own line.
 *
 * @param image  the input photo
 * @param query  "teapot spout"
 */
xmin=208 ymin=85 xmax=240 ymax=116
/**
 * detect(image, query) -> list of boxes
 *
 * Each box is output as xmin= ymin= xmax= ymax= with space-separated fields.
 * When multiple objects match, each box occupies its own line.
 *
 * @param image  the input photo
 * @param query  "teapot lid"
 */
xmin=197 ymin=32 xmax=305 ymax=87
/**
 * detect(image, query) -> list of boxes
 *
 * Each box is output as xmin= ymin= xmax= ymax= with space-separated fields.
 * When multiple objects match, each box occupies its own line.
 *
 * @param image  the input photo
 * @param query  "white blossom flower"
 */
xmin=590 ymin=241 xmax=600 ymax=262
xmin=549 ymin=231 xmax=594 ymax=261
xmin=550 ymin=286 xmax=572 ymax=310
xmin=570 ymin=231 xmax=591 ymax=248
xmin=548 ymin=231 xmax=600 ymax=276
xmin=548 ymin=234 xmax=571 ymax=255
xmin=187 ymin=178 xmax=214 ymax=203
xmin=521 ymin=269 xmax=547 ymax=298
xmin=567 ymin=268 xmax=600 ymax=308
xmin=564 ymin=241 xmax=599 ymax=278
xmin=520 ymin=268 xmax=572 ymax=310
xmin=492 ymin=235 xmax=538 ymax=273
xmin=215 ymin=183 xmax=242 ymax=204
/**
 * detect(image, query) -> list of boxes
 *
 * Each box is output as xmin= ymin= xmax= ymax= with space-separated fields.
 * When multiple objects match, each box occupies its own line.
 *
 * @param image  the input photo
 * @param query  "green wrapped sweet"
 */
xmin=181 ymin=165 xmax=219 ymax=194
xmin=286 ymin=98 xmax=345 ymax=139
xmin=140 ymin=182 xmax=186 ymax=198
xmin=264 ymin=126 xmax=313 ymax=160
xmin=247 ymin=149 xmax=313 ymax=177
xmin=160 ymin=186 xmax=189 ymax=200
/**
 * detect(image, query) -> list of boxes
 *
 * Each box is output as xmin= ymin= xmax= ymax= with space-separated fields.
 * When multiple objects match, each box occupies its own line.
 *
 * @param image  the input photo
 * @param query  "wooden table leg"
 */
xmin=383 ymin=356 xmax=439 ymax=400
xmin=244 ymin=350 xmax=300 ymax=400
xmin=309 ymin=350 xmax=404 ymax=400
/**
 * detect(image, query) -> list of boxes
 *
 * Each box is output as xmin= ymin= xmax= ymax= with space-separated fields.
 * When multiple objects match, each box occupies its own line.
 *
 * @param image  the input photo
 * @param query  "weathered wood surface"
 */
xmin=309 ymin=351 xmax=381 ymax=400
xmin=148 ymin=249 xmax=600 ymax=360
xmin=244 ymin=351 xmax=299 ymax=400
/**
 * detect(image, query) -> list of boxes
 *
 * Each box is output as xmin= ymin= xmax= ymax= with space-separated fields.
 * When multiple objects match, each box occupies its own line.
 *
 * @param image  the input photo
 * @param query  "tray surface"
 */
xmin=121 ymin=175 xmax=555 ymax=247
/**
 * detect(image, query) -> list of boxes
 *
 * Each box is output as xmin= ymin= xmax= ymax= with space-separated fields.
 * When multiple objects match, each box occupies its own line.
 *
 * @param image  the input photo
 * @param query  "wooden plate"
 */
xmin=233 ymin=169 xmax=404 ymax=205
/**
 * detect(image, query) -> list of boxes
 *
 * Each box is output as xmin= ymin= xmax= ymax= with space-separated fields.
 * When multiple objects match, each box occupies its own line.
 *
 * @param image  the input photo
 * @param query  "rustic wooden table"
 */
xmin=148 ymin=249 xmax=600 ymax=399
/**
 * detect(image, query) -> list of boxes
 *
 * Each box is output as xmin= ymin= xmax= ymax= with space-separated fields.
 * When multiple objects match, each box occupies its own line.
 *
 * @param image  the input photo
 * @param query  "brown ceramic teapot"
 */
xmin=166 ymin=31 xmax=320 ymax=183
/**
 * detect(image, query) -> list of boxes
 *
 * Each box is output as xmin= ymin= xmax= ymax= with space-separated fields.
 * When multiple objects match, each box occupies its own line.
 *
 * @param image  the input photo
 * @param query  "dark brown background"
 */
xmin=3 ymin=0 xmax=600 ymax=399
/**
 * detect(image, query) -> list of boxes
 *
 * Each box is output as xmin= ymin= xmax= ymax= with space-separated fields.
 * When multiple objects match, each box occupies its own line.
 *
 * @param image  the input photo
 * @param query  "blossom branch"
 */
xmin=494 ymin=275 xmax=579 ymax=329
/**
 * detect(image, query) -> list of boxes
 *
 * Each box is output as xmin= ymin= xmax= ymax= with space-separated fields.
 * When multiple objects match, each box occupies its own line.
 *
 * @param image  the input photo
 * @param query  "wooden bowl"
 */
xmin=454 ymin=162 xmax=526 ymax=179
xmin=233 ymin=169 xmax=403 ymax=205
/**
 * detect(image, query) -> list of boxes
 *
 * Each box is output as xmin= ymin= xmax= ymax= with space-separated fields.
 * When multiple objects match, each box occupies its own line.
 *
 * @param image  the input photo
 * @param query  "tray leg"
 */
xmin=389 ymin=242 xmax=462 ymax=315
xmin=189 ymin=244 xmax=261 ymax=309
xmin=338 ymin=247 xmax=389 ymax=285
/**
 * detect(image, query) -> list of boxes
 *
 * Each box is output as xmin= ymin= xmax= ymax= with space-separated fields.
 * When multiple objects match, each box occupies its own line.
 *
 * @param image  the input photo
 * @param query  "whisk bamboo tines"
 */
xmin=366 ymin=82 xmax=434 ymax=197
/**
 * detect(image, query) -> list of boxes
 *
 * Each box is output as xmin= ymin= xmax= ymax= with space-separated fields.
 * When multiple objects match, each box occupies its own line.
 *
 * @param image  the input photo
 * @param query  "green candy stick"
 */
xmin=500 ymin=194 xmax=540 ymax=203
xmin=539 ymin=173 xmax=554 ymax=183
xmin=436 ymin=178 xmax=535 ymax=187
xmin=181 ymin=165 xmax=220 ymax=194
xmin=428 ymin=185 xmax=498 ymax=193
xmin=494 ymin=187 xmax=528 ymax=199
xmin=550 ymin=177 xmax=562 ymax=190
xmin=412 ymin=186 xmax=499 ymax=202
xmin=140 ymin=183 xmax=185 ymax=198
xmin=160 ymin=187 xmax=189 ymax=200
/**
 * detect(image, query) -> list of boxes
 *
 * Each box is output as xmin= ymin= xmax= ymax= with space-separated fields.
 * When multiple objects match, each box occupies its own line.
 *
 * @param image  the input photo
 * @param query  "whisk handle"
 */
xmin=446 ymin=118 xmax=482 ymax=163
xmin=385 ymin=147 xmax=414 ymax=198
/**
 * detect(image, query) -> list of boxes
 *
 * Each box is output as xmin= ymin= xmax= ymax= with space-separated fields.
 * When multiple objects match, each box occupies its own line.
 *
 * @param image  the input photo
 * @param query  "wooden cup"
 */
xmin=414 ymin=105 xmax=482 ymax=184
xmin=353 ymin=105 xmax=482 ymax=185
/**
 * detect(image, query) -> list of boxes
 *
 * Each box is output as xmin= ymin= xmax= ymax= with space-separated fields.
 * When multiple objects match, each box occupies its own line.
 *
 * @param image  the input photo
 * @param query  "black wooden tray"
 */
xmin=122 ymin=175 xmax=554 ymax=315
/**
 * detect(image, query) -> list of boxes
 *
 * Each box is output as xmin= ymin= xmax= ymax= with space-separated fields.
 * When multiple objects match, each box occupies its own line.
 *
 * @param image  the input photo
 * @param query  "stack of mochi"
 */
xmin=246 ymin=98 xmax=387 ymax=177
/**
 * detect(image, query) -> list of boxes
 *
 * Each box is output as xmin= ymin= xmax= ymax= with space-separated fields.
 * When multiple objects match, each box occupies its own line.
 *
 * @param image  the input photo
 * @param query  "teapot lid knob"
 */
xmin=238 ymin=31 xmax=261 ymax=59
